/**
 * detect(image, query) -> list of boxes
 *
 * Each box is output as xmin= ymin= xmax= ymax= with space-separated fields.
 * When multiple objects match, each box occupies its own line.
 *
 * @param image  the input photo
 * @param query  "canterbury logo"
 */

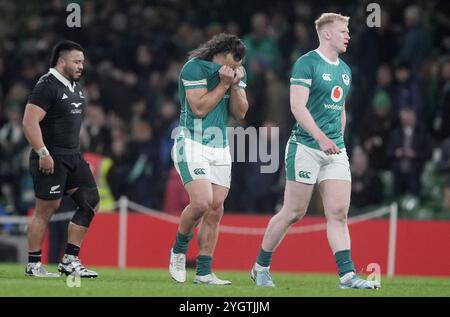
xmin=71 ymin=102 xmax=82 ymax=108
xmin=298 ymin=171 xmax=311 ymax=179
xmin=193 ymin=168 xmax=206 ymax=175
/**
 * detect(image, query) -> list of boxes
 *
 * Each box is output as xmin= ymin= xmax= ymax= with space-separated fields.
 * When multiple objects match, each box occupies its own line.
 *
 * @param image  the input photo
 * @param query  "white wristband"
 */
xmin=36 ymin=146 xmax=49 ymax=158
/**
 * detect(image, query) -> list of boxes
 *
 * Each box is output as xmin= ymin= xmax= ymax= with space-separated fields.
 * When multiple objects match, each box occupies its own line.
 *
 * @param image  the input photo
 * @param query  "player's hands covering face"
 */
xmin=219 ymin=65 xmax=235 ymax=87
xmin=232 ymin=66 xmax=245 ymax=86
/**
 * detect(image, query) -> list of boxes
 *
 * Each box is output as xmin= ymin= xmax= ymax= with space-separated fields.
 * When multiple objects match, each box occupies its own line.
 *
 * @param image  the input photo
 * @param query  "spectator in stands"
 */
xmin=0 ymin=103 xmax=28 ymax=214
xmin=241 ymin=121 xmax=283 ymax=213
xmin=82 ymin=103 xmax=111 ymax=156
xmin=134 ymin=44 xmax=155 ymax=79
xmin=353 ymin=10 xmax=398 ymax=91
xmin=126 ymin=120 xmax=160 ymax=208
xmin=242 ymin=13 xmax=283 ymax=128
xmin=422 ymin=59 xmax=440 ymax=134
xmin=350 ymin=147 xmax=383 ymax=211
xmin=242 ymin=13 xmax=282 ymax=83
xmin=435 ymin=58 xmax=450 ymax=140
xmin=387 ymin=106 xmax=433 ymax=197
xmin=107 ymin=138 xmax=130 ymax=202
xmin=286 ymin=21 xmax=314 ymax=66
xmin=394 ymin=61 xmax=424 ymax=116
xmin=359 ymin=90 xmax=395 ymax=171
xmin=436 ymin=138 xmax=450 ymax=211
xmin=154 ymin=98 xmax=179 ymax=180
xmin=375 ymin=64 xmax=395 ymax=105
xmin=0 ymin=1 xmax=448 ymax=219
xmin=396 ymin=4 xmax=432 ymax=75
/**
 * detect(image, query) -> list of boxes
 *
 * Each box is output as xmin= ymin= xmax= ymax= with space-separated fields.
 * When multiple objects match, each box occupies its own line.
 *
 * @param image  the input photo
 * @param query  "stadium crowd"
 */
xmin=0 ymin=0 xmax=449 ymax=222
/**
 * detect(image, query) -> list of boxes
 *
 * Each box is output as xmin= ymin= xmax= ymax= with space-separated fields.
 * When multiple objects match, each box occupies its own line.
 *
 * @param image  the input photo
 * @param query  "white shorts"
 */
xmin=172 ymin=137 xmax=232 ymax=188
xmin=285 ymin=142 xmax=351 ymax=184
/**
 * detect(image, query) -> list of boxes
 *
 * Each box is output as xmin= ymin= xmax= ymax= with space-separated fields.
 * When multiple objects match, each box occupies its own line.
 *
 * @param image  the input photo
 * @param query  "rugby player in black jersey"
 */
xmin=23 ymin=41 xmax=98 ymax=278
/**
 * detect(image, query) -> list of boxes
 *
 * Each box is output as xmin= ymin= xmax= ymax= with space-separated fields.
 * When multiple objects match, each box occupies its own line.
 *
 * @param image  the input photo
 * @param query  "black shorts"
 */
xmin=29 ymin=153 xmax=97 ymax=200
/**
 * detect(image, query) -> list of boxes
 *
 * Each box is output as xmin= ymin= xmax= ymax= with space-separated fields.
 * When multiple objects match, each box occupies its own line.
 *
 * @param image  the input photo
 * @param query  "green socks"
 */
xmin=256 ymin=248 xmax=273 ymax=267
xmin=196 ymin=255 xmax=213 ymax=276
xmin=335 ymin=249 xmax=355 ymax=277
xmin=172 ymin=231 xmax=193 ymax=254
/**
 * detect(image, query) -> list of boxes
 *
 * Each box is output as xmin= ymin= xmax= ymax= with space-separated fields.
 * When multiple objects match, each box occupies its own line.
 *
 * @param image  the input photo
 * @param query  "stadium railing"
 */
xmin=0 ymin=198 xmax=398 ymax=277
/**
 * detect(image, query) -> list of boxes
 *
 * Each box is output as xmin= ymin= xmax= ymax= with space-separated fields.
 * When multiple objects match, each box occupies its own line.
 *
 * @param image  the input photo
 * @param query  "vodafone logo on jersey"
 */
xmin=330 ymin=85 xmax=343 ymax=102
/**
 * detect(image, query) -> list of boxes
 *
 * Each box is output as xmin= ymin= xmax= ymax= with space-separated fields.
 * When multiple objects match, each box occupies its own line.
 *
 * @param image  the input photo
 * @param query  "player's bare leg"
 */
xmin=252 ymin=181 xmax=314 ymax=287
xmin=28 ymin=198 xmax=60 ymax=252
xmin=194 ymin=184 xmax=231 ymax=285
xmin=178 ymin=180 xmax=213 ymax=235
xmin=197 ymin=184 xmax=227 ymax=256
xmin=320 ymin=179 xmax=379 ymax=289
xmin=261 ymin=181 xmax=314 ymax=251
xmin=170 ymin=180 xmax=213 ymax=283
xmin=26 ymin=198 xmax=61 ymax=277
xmin=320 ymin=180 xmax=351 ymax=253
xmin=67 ymin=223 xmax=88 ymax=247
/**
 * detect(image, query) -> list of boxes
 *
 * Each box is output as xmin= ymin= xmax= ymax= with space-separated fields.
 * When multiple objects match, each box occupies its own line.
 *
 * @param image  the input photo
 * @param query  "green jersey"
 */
xmin=177 ymin=57 xmax=247 ymax=148
xmin=289 ymin=49 xmax=352 ymax=150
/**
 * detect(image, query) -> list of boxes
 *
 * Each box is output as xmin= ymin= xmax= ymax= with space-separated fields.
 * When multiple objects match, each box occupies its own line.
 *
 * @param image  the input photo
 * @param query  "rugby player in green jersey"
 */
xmin=251 ymin=13 xmax=380 ymax=289
xmin=169 ymin=34 xmax=248 ymax=285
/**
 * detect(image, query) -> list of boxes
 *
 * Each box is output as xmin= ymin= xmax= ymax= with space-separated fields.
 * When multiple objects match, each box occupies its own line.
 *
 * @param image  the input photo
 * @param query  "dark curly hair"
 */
xmin=188 ymin=33 xmax=246 ymax=62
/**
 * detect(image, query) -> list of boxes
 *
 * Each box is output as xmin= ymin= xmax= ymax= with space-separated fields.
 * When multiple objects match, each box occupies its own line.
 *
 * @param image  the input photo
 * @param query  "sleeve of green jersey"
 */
xmin=238 ymin=67 xmax=247 ymax=89
xmin=290 ymin=56 xmax=313 ymax=89
xmin=181 ymin=60 xmax=208 ymax=90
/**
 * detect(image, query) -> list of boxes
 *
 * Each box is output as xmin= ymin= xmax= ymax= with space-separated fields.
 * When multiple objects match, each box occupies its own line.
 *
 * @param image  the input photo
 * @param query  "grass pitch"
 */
xmin=1 ymin=263 xmax=450 ymax=297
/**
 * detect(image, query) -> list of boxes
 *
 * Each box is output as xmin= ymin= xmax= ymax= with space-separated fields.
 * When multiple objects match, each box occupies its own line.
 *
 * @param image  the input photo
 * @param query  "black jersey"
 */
xmin=27 ymin=68 xmax=85 ymax=156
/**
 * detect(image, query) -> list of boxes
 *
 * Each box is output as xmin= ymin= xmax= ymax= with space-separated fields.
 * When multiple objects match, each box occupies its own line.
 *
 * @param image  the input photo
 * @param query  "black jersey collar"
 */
xmin=49 ymin=68 xmax=76 ymax=92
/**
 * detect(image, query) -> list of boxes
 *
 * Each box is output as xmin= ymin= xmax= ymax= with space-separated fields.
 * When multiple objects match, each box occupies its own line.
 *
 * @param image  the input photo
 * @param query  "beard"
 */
xmin=64 ymin=66 xmax=81 ymax=82
xmin=71 ymin=71 xmax=82 ymax=82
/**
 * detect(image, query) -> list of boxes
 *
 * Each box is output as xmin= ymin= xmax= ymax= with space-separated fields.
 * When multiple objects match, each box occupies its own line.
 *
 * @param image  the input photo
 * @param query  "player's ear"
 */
xmin=57 ymin=56 xmax=65 ymax=68
xmin=322 ymin=28 xmax=331 ymax=40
